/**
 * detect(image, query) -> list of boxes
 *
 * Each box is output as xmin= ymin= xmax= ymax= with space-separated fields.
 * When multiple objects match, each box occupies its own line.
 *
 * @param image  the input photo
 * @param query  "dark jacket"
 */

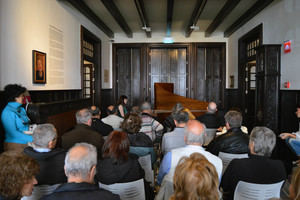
xmin=221 ymin=154 xmax=287 ymax=200
xmin=127 ymin=132 xmax=153 ymax=147
xmin=0 ymin=195 xmax=18 ymax=200
xmin=91 ymin=118 xmax=113 ymax=136
xmin=61 ymin=124 xmax=104 ymax=154
xmin=207 ymin=127 xmax=249 ymax=155
xmin=96 ymin=153 xmax=144 ymax=184
xmin=41 ymin=182 xmax=120 ymax=200
xmin=196 ymin=112 xmax=221 ymax=128
xmin=24 ymin=147 xmax=67 ymax=185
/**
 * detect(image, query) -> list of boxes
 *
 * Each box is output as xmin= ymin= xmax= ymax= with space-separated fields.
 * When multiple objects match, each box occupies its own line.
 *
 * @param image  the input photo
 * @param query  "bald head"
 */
xmin=207 ymin=102 xmax=217 ymax=113
xmin=184 ymin=120 xmax=206 ymax=145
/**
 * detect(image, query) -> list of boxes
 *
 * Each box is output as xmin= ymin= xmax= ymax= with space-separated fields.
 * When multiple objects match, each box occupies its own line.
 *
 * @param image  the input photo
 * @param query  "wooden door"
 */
xmin=149 ymin=48 xmax=187 ymax=104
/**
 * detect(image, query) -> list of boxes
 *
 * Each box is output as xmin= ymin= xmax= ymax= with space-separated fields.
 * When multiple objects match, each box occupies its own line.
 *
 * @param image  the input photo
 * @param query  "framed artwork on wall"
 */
xmin=32 ymin=50 xmax=46 ymax=84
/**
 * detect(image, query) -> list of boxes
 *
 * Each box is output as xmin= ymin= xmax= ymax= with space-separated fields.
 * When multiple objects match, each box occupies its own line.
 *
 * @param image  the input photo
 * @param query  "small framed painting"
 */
xmin=32 ymin=50 xmax=46 ymax=84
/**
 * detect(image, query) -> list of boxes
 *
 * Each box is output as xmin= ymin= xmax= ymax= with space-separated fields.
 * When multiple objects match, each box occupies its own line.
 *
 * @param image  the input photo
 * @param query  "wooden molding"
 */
xmin=101 ymin=0 xmax=133 ymax=38
xmin=224 ymin=0 xmax=274 ymax=37
xmin=185 ymin=0 xmax=207 ymax=37
xmin=205 ymin=0 xmax=241 ymax=37
xmin=134 ymin=0 xmax=151 ymax=38
xmin=58 ymin=0 xmax=114 ymax=38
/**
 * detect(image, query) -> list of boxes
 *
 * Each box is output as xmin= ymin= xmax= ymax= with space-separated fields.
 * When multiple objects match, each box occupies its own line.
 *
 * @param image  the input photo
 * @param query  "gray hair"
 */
xmin=32 ymin=124 xmax=57 ymax=148
xmin=184 ymin=124 xmax=206 ymax=145
xmin=140 ymin=102 xmax=151 ymax=111
xmin=173 ymin=110 xmax=189 ymax=124
xmin=207 ymin=102 xmax=217 ymax=113
xmin=224 ymin=110 xmax=242 ymax=128
xmin=250 ymin=127 xmax=276 ymax=157
xmin=76 ymin=109 xmax=92 ymax=124
xmin=65 ymin=143 xmax=97 ymax=179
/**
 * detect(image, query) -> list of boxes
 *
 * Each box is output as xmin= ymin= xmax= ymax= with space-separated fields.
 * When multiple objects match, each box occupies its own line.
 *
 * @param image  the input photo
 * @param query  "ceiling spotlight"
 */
xmin=190 ymin=25 xmax=199 ymax=30
xmin=142 ymin=26 xmax=151 ymax=32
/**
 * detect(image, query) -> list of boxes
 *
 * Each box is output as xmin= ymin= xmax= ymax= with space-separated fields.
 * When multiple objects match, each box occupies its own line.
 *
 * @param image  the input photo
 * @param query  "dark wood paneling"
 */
xmin=224 ymin=89 xmax=240 ymax=111
xmin=29 ymin=90 xmax=81 ymax=103
xmin=100 ymin=89 xmax=114 ymax=117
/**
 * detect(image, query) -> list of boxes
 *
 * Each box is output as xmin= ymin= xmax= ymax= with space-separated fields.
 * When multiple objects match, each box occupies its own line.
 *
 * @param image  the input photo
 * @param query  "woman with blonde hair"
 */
xmin=170 ymin=152 xmax=220 ymax=200
xmin=290 ymin=167 xmax=300 ymax=200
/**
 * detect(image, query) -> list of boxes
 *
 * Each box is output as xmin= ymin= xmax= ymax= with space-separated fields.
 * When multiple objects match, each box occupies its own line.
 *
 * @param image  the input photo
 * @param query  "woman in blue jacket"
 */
xmin=1 ymin=84 xmax=32 ymax=152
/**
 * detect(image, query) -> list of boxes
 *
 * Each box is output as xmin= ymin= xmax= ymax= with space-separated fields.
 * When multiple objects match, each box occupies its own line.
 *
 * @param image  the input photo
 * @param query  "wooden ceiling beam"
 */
xmin=205 ymin=0 xmax=241 ymax=37
xmin=166 ymin=0 xmax=174 ymax=37
xmin=57 ymin=0 xmax=114 ymax=38
xmin=134 ymin=0 xmax=151 ymax=38
xmin=224 ymin=0 xmax=274 ymax=37
xmin=101 ymin=0 xmax=133 ymax=38
xmin=185 ymin=0 xmax=207 ymax=38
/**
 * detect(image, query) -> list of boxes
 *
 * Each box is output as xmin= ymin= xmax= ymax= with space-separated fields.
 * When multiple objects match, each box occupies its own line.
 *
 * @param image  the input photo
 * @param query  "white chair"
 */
xmin=233 ymin=180 xmax=284 ymax=200
xmin=21 ymin=184 xmax=60 ymax=200
xmin=204 ymin=128 xmax=217 ymax=146
xmin=218 ymin=152 xmax=248 ymax=174
xmin=99 ymin=179 xmax=145 ymax=200
xmin=138 ymin=154 xmax=154 ymax=186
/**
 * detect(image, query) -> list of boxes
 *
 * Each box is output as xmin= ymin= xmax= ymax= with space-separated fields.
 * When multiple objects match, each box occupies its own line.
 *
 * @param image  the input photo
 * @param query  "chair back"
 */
xmin=233 ymin=180 xmax=284 ymax=200
xmin=138 ymin=154 xmax=154 ymax=186
xmin=218 ymin=152 xmax=248 ymax=174
xmin=21 ymin=184 xmax=61 ymax=200
xmin=99 ymin=179 xmax=145 ymax=200
xmin=204 ymin=128 xmax=217 ymax=145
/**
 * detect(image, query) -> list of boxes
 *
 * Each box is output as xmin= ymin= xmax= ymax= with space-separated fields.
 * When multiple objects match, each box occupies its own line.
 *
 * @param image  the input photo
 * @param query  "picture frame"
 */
xmin=32 ymin=50 xmax=46 ymax=84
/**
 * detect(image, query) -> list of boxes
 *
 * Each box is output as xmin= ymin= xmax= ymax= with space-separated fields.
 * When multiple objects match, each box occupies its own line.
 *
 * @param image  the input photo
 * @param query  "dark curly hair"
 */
xmin=120 ymin=113 xmax=142 ymax=134
xmin=4 ymin=84 xmax=26 ymax=102
xmin=0 ymin=152 xmax=39 ymax=199
xmin=102 ymin=131 xmax=130 ymax=161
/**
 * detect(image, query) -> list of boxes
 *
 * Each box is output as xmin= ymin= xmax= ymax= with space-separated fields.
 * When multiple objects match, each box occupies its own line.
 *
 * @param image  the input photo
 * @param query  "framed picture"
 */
xmin=32 ymin=50 xmax=46 ymax=84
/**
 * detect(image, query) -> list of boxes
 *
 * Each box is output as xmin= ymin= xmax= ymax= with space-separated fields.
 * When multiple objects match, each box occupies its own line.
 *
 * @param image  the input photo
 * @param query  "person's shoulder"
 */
xmin=97 ymin=188 xmax=120 ymax=199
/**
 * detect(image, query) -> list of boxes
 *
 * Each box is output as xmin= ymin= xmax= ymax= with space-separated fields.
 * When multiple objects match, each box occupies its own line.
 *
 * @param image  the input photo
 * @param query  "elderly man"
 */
xmin=101 ymin=105 xmax=124 ymax=130
xmin=196 ymin=101 xmax=221 ymax=129
xmin=221 ymin=127 xmax=286 ymax=200
xmin=139 ymin=101 xmax=164 ymax=141
xmin=207 ymin=110 xmax=249 ymax=155
xmin=161 ymin=110 xmax=189 ymax=155
xmin=41 ymin=143 xmax=120 ymax=200
xmin=61 ymin=109 xmax=104 ymax=155
xmin=89 ymin=106 xmax=113 ymax=136
xmin=24 ymin=124 xmax=67 ymax=185
xmin=156 ymin=120 xmax=222 ymax=200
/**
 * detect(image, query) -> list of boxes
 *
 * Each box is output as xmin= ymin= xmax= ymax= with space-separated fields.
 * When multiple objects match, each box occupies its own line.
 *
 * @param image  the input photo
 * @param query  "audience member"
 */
xmin=41 ymin=143 xmax=120 ymax=200
xmin=24 ymin=123 xmax=67 ymax=185
xmin=196 ymin=101 xmax=221 ymax=129
xmin=221 ymin=127 xmax=286 ymax=200
xmin=290 ymin=167 xmax=300 ymax=200
xmin=161 ymin=110 xmax=189 ymax=155
xmin=139 ymin=102 xmax=163 ymax=141
xmin=101 ymin=105 xmax=123 ymax=130
xmin=207 ymin=110 xmax=249 ymax=155
xmin=170 ymin=153 xmax=220 ymax=200
xmin=61 ymin=109 xmax=104 ymax=156
xmin=162 ymin=103 xmax=184 ymax=133
xmin=0 ymin=152 xmax=39 ymax=200
xmin=96 ymin=131 xmax=144 ymax=184
xmin=1 ymin=84 xmax=32 ymax=152
xmin=117 ymin=95 xmax=128 ymax=118
xmin=89 ymin=106 xmax=113 ymax=136
xmin=156 ymin=120 xmax=222 ymax=200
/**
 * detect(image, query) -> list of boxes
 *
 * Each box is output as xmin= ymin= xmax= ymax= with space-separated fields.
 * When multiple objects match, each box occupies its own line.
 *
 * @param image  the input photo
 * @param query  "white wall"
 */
xmin=0 ymin=0 xmax=112 ymax=90
xmin=228 ymin=0 xmax=300 ymax=89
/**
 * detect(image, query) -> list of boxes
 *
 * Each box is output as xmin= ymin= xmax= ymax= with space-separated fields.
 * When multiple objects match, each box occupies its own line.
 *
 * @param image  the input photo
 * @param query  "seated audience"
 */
xmin=170 ymin=153 xmax=220 ymax=200
xmin=139 ymin=102 xmax=164 ymax=141
xmin=156 ymin=120 xmax=222 ymax=200
xmin=96 ymin=131 xmax=144 ymax=184
xmin=24 ymin=123 xmax=67 ymax=185
xmin=196 ymin=101 xmax=221 ymax=129
xmin=207 ymin=110 xmax=249 ymax=155
xmin=290 ymin=167 xmax=300 ymax=200
xmin=161 ymin=110 xmax=189 ymax=155
xmin=61 ymin=109 xmax=104 ymax=156
xmin=0 ymin=151 xmax=39 ymax=200
xmin=120 ymin=113 xmax=155 ymax=163
xmin=89 ymin=106 xmax=113 ymax=136
xmin=1 ymin=84 xmax=32 ymax=152
xmin=41 ymin=143 xmax=120 ymax=200
xmin=101 ymin=105 xmax=124 ymax=130
xmin=221 ymin=127 xmax=286 ymax=200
